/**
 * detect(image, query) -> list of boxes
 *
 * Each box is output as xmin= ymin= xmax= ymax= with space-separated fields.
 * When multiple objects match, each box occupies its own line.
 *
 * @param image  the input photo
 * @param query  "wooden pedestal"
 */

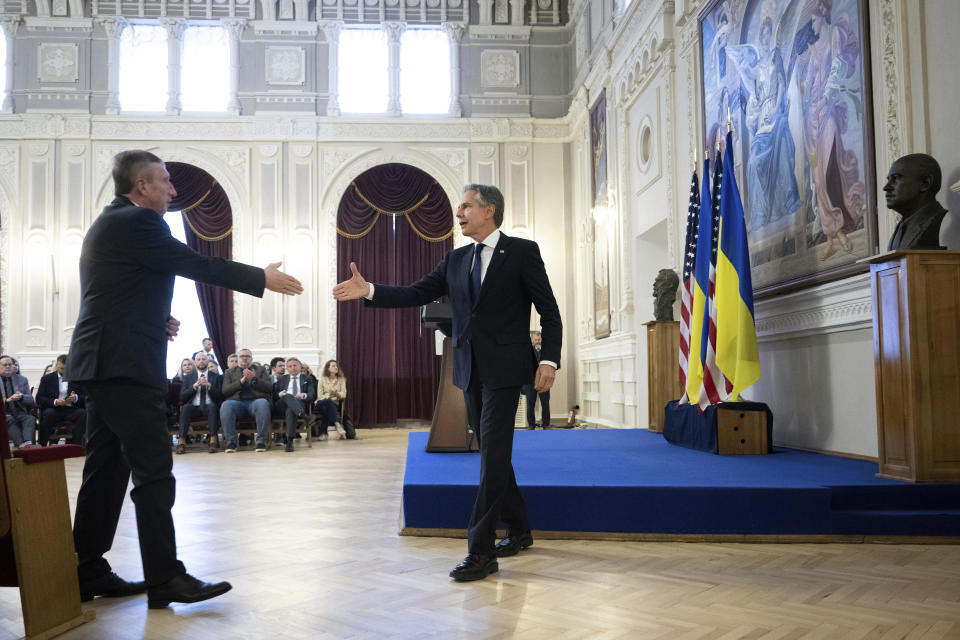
xmin=716 ymin=406 xmax=769 ymax=455
xmin=644 ymin=321 xmax=680 ymax=433
xmin=865 ymin=250 xmax=960 ymax=482
xmin=2 ymin=456 xmax=95 ymax=639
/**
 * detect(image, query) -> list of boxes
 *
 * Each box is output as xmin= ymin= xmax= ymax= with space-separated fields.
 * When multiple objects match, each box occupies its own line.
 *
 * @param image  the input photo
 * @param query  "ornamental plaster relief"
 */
xmin=38 ymin=43 xmax=79 ymax=83
xmin=480 ymin=49 xmax=520 ymax=88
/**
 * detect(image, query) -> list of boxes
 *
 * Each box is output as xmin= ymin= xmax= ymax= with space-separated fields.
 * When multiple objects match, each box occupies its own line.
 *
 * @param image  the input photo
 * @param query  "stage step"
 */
xmin=829 ymin=484 xmax=960 ymax=510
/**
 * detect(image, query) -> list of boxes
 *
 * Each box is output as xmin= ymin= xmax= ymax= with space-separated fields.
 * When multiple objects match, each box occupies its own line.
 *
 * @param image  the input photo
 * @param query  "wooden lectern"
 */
xmin=421 ymin=303 xmax=477 ymax=453
xmin=864 ymin=250 xmax=960 ymax=482
xmin=644 ymin=321 xmax=680 ymax=433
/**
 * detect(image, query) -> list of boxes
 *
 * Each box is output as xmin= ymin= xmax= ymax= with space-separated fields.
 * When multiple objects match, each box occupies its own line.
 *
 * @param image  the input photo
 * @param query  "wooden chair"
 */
xmin=1 ymin=403 xmax=94 ymax=638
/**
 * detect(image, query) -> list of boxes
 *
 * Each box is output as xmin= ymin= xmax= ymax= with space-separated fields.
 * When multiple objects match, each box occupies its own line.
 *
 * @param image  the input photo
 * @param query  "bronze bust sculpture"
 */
xmin=653 ymin=268 xmax=680 ymax=321
xmin=885 ymin=153 xmax=948 ymax=251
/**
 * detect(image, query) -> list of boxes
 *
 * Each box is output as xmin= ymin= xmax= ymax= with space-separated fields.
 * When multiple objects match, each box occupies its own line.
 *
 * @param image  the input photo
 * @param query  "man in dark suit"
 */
xmin=885 ymin=154 xmax=948 ymax=250
xmin=67 ymin=150 xmax=302 ymax=608
xmin=521 ymin=332 xmax=551 ymax=428
xmin=334 ymin=183 xmax=562 ymax=581
xmin=36 ymin=353 xmax=86 ymax=445
xmin=1 ymin=354 xmax=37 ymax=448
xmin=176 ymin=351 xmax=220 ymax=455
xmin=273 ymin=357 xmax=317 ymax=452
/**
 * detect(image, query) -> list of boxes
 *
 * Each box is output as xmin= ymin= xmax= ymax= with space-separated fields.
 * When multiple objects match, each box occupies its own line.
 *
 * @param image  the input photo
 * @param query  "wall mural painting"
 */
xmin=590 ymin=89 xmax=612 ymax=339
xmin=700 ymin=0 xmax=877 ymax=296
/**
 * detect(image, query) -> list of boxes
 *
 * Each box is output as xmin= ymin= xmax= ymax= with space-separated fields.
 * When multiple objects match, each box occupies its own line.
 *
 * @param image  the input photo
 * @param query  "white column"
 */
xmin=320 ymin=20 xmax=342 ymax=116
xmin=98 ymin=17 xmax=127 ymax=115
xmin=221 ymin=18 xmax=246 ymax=115
xmin=442 ymin=22 xmax=464 ymax=117
xmin=0 ymin=16 xmax=20 ymax=114
xmin=383 ymin=21 xmax=405 ymax=116
xmin=510 ymin=0 xmax=523 ymax=26
xmin=160 ymin=18 xmax=186 ymax=115
xmin=477 ymin=0 xmax=492 ymax=25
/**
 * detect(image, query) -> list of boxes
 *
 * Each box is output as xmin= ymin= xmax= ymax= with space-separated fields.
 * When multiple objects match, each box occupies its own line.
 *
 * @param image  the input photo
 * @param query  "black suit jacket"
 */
xmin=66 ymin=196 xmax=266 ymax=391
xmin=179 ymin=370 xmax=221 ymax=405
xmin=36 ymin=371 xmax=84 ymax=410
xmin=369 ymin=233 xmax=561 ymax=390
xmin=273 ymin=374 xmax=317 ymax=405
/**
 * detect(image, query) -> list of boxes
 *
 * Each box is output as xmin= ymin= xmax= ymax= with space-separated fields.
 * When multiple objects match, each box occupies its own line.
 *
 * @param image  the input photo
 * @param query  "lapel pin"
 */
xmin=499 ymin=250 xmax=505 ymax=253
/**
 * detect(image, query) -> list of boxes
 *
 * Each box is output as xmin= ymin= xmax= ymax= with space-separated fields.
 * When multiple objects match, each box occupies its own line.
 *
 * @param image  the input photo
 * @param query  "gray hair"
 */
xmin=463 ymin=184 xmax=504 ymax=227
xmin=113 ymin=150 xmax=163 ymax=197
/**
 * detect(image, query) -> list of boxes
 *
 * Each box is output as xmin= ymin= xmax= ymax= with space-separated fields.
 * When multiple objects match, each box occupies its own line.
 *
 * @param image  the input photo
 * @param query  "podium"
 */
xmin=421 ymin=303 xmax=477 ymax=453
xmin=644 ymin=321 xmax=680 ymax=433
xmin=864 ymin=250 xmax=960 ymax=482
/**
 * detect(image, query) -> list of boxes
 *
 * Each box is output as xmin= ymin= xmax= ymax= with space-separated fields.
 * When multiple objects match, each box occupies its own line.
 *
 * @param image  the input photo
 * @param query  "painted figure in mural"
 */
xmin=653 ymin=269 xmax=680 ymax=322
xmin=885 ymin=154 xmax=948 ymax=251
xmin=791 ymin=0 xmax=866 ymax=259
xmin=744 ymin=15 xmax=804 ymax=231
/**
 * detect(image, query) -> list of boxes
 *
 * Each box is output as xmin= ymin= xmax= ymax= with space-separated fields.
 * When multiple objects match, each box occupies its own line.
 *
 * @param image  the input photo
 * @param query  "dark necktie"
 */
xmin=3 ymin=376 xmax=12 ymax=401
xmin=199 ymin=373 xmax=207 ymax=410
xmin=470 ymin=243 xmax=484 ymax=304
xmin=292 ymin=376 xmax=299 ymax=397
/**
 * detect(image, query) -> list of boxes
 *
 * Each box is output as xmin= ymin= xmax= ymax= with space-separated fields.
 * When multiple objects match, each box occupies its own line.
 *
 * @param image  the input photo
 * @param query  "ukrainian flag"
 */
xmin=684 ymin=157 xmax=713 ymax=403
xmin=715 ymin=131 xmax=761 ymax=398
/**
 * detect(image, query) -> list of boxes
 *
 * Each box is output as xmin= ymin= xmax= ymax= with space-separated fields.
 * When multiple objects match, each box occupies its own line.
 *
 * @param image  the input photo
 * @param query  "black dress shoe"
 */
xmin=147 ymin=573 xmax=232 ymax=609
xmin=79 ymin=571 xmax=147 ymax=602
xmin=449 ymin=553 xmax=498 ymax=582
xmin=284 ymin=440 xmax=294 ymax=452
xmin=495 ymin=532 xmax=534 ymax=557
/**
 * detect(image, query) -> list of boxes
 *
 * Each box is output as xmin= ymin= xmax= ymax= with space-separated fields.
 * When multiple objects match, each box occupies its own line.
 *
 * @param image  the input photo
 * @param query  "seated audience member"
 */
xmin=219 ymin=348 xmax=273 ymax=452
xmin=315 ymin=359 xmax=352 ymax=440
xmin=207 ymin=360 xmax=220 ymax=375
xmin=37 ymin=354 xmax=86 ymax=445
xmin=268 ymin=357 xmax=285 ymax=384
xmin=1 ymin=354 xmax=38 ymax=448
xmin=171 ymin=358 xmax=195 ymax=384
xmin=42 ymin=362 xmax=55 ymax=377
xmin=192 ymin=337 xmax=218 ymax=366
xmin=301 ymin=362 xmax=318 ymax=389
xmin=273 ymin=357 xmax=316 ymax=452
xmin=225 ymin=353 xmax=239 ymax=370
xmin=177 ymin=352 xmax=221 ymax=454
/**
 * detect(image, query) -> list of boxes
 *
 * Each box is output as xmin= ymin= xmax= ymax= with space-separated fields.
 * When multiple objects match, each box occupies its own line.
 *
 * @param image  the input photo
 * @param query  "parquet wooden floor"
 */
xmin=2 ymin=428 xmax=959 ymax=639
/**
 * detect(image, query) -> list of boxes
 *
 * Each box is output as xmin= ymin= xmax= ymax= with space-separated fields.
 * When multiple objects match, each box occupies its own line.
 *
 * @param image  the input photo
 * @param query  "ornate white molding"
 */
xmin=878 ymin=0 xmax=905 ymax=162
xmin=37 ymin=43 xmax=80 ymax=83
xmin=753 ymin=273 xmax=874 ymax=342
xmin=579 ymin=331 xmax=638 ymax=362
xmin=24 ymin=17 xmax=93 ymax=31
xmin=468 ymin=25 xmax=531 ymax=40
xmin=480 ymin=50 xmax=521 ymax=89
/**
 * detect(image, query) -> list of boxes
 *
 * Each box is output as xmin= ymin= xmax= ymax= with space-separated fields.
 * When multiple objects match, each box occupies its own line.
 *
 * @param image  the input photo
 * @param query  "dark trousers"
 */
xmin=521 ymin=384 xmax=550 ymax=427
xmin=178 ymin=401 xmax=219 ymax=441
xmin=39 ymin=406 xmax=86 ymax=444
xmin=314 ymin=398 xmax=339 ymax=435
xmin=277 ymin=394 xmax=308 ymax=439
xmin=463 ymin=378 xmax=530 ymax=555
xmin=73 ymin=380 xmax=185 ymax=587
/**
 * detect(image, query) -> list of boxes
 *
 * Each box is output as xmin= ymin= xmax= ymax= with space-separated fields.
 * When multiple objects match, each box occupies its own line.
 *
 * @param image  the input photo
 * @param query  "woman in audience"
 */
xmin=42 ymin=362 xmax=55 ymax=377
xmin=301 ymin=362 xmax=318 ymax=388
xmin=171 ymin=358 xmax=194 ymax=384
xmin=315 ymin=359 xmax=347 ymax=440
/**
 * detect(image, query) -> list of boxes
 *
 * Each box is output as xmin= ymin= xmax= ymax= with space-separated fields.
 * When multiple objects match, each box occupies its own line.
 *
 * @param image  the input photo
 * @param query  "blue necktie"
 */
xmin=470 ymin=243 xmax=484 ymax=304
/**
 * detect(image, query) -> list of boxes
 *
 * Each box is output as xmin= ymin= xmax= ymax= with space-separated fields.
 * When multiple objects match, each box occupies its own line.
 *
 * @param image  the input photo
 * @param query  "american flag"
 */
xmin=677 ymin=168 xmax=701 ymax=402
xmin=698 ymin=151 xmax=733 ymax=411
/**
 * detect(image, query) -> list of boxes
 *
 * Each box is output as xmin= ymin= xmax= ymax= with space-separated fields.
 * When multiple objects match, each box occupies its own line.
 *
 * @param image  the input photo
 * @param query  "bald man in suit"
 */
xmin=334 ymin=183 xmax=561 ymax=581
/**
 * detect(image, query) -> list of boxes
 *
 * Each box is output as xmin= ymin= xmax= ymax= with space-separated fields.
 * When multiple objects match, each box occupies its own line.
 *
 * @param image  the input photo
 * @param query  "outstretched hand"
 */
xmin=332 ymin=262 xmax=370 ymax=301
xmin=264 ymin=262 xmax=304 ymax=296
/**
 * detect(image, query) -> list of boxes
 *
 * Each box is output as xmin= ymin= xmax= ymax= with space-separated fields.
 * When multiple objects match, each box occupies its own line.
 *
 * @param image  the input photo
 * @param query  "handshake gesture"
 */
xmin=333 ymin=262 xmax=370 ymax=301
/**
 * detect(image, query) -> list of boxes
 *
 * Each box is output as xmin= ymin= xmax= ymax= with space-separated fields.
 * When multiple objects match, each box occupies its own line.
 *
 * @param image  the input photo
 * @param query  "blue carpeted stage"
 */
xmin=401 ymin=429 xmax=960 ymax=539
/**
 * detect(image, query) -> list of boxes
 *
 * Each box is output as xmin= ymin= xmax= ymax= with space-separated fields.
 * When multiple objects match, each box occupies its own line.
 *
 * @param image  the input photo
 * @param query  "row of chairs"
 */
xmin=164 ymin=381 xmax=348 ymax=450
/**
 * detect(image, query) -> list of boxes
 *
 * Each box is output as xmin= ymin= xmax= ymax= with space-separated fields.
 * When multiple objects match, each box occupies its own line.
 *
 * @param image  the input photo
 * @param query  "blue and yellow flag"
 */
xmin=715 ymin=131 xmax=761 ymax=398
xmin=684 ymin=157 xmax=713 ymax=402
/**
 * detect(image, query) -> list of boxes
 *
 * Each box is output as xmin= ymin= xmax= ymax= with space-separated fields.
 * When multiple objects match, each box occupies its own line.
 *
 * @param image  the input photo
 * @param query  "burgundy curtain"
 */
xmin=337 ymin=164 xmax=454 ymax=426
xmin=166 ymin=162 xmax=235 ymax=364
